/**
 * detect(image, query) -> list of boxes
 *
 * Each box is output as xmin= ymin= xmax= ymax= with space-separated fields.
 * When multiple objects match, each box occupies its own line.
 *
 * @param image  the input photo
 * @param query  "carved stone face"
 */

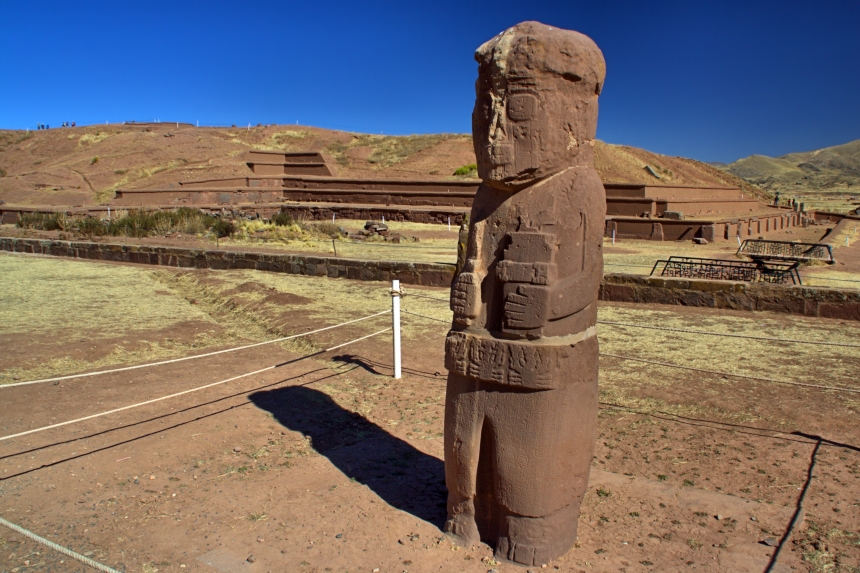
xmin=472 ymin=22 xmax=606 ymax=190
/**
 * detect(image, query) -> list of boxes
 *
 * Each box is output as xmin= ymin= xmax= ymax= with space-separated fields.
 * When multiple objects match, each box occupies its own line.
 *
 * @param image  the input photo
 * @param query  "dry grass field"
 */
xmin=1 ymin=253 xmax=859 ymax=572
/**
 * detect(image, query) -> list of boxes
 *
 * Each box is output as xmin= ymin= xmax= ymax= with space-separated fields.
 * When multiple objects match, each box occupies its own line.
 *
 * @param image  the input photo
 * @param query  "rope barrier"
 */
xmin=405 ymin=293 xmax=450 ymax=304
xmin=389 ymin=295 xmax=860 ymax=349
xmin=598 ymin=320 xmax=860 ymax=348
xmin=600 ymin=352 xmax=860 ymax=394
xmin=0 ymin=329 xmax=393 ymax=442
xmin=325 ymin=328 xmax=391 ymax=351
xmin=402 ymin=309 xmax=450 ymax=324
xmin=2 ymin=310 xmax=391 ymax=389
xmin=0 ymin=516 xmax=121 ymax=573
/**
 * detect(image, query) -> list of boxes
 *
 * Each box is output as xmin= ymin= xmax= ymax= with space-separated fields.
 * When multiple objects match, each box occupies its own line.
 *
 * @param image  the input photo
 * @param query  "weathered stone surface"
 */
xmin=443 ymin=21 xmax=606 ymax=565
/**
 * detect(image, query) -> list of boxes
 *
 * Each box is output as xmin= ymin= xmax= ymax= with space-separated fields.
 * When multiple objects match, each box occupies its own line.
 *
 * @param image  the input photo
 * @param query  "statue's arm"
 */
xmin=501 ymin=263 xmax=600 ymax=329
xmin=451 ymin=263 xmax=483 ymax=319
xmin=546 ymin=265 xmax=602 ymax=320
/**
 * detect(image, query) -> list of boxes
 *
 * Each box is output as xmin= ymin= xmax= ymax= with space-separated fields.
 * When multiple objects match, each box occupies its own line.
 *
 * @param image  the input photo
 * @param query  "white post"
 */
xmin=391 ymin=280 xmax=402 ymax=379
xmin=107 ymin=206 xmax=111 ymax=219
xmin=737 ymin=235 xmax=742 ymax=247
xmin=332 ymin=213 xmax=336 ymax=223
xmin=611 ymin=229 xmax=616 ymax=245
xmin=448 ymin=216 xmax=451 ymax=232
xmin=382 ymin=215 xmax=385 ymax=224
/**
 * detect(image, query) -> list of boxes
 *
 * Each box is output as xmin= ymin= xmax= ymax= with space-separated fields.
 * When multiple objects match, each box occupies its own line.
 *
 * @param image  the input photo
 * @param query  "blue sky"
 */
xmin=1 ymin=0 xmax=858 ymax=163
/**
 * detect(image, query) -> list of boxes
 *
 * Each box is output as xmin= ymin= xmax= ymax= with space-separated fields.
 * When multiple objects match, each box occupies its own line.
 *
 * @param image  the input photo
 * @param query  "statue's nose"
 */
xmin=489 ymin=103 xmax=507 ymax=141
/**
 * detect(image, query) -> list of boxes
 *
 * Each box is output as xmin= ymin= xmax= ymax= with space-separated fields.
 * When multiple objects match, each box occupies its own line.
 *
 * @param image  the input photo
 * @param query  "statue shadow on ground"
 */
xmin=329 ymin=353 xmax=441 ymax=380
xmin=248 ymin=385 xmax=448 ymax=528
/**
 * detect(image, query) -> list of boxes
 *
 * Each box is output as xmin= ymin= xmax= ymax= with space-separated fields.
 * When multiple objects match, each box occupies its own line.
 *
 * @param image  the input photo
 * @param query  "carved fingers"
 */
xmin=503 ymin=284 xmax=550 ymax=330
xmin=451 ymin=272 xmax=481 ymax=318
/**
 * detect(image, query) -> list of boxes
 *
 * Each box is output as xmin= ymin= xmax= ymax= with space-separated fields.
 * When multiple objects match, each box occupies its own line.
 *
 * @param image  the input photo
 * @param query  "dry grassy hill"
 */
xmin=723 ymin=139 xmax=860 ymax=193
xmin=0 ymin=123 xmax=764 ymax=206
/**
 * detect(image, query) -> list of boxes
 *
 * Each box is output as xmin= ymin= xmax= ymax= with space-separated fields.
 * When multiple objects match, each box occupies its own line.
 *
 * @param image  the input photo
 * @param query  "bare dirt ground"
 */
xmin=1 ymin=254 xmax=858 ymax=573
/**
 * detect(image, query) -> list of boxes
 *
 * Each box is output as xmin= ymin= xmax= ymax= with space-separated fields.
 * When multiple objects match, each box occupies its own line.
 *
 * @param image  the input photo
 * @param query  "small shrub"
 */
xmin=453 ymin=163 xmax=478 ymax=177
xmin=272 ymin=212 xmax=294 ymax=227
xmin=16 ymin=212 xmax=42 ymax=229
xmin=210 ymin=218 xmax=235 ymax=238
xmin=657 ymin=474 xmax=668 ymax=481
xmin=182 ymin=217 xmax=208 ymax=235
xmin=114 ymin=169 xmax=127 ymax=175
xmin=311 ymin=222 xmax=344 ymax=238
xmin=91 ymin=156 xmax=100 ymax=165
xmin=683 ymin=479 xmax=695 ymax=486
xmin=0 ymin=167 xmax=6 ymax=177
xmin=596 ymin=488 xmax=611 ymax=498
xmin=17 ymin=211 xmax=69 ymax=231
xmin=75 ymin=216 xmax=108 ymax=237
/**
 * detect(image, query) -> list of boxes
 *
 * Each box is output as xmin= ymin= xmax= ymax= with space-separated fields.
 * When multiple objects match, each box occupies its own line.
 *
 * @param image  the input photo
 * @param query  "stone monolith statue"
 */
xmin=444 ymin=21 xmax=606 ymax=566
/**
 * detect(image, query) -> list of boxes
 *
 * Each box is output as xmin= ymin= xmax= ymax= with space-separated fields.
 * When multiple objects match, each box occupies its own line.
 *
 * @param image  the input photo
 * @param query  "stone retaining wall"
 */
xmin=3 ymin=237 xmax=858 ymax=320
xmin=600 ymin=273 xmax=860 ymax=321
xmin=0 ymin=237 xmax=455 ymax=287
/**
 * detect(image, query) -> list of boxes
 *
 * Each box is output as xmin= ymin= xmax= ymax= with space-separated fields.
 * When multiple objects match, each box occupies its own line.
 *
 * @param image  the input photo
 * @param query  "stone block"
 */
xmin=819 ymin=302 xmax=860 ymax=321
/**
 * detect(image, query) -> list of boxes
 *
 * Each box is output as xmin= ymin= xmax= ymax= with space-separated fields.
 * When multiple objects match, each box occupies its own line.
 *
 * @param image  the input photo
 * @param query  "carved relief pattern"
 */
xmin=445 ymin=331 xmax=578 ymax=390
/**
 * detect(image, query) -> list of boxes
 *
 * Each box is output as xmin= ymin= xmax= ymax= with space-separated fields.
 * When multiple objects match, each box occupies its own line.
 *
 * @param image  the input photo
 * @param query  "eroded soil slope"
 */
xmin=0 ymin=124 xmax=763 ymax=206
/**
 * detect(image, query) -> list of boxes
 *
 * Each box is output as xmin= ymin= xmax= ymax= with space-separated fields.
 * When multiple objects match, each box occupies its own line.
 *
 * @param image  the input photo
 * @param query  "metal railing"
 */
xmin=737 ymin=239 xmax=834 ymax=264
xmin=650 ymin=256 xmax=802 ymax=285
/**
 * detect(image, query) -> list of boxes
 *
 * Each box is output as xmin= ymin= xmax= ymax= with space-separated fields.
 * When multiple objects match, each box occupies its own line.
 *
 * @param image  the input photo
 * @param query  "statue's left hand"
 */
xmin=503 ymin=284 xmax=550 ymax=330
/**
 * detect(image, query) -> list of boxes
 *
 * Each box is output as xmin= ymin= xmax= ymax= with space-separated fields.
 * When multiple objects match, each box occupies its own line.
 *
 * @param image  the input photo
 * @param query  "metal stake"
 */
xmin=391 ymin=280 xmax=402 ymax=379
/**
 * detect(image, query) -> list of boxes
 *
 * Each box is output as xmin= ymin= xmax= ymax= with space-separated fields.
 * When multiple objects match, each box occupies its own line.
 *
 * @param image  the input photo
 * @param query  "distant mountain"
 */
xmin=721 ymin=140 xmax=860 ymax=193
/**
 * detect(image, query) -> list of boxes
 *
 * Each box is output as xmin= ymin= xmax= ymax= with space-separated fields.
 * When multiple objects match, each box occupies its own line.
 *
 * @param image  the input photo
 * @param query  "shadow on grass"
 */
xmin=248 ymin=385 xmax=448 ymax=528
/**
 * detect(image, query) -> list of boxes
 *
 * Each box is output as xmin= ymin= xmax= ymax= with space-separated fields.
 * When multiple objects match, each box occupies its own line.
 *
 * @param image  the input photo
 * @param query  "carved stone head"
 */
xmin=473 ymin=21 xmax=606 ymax=190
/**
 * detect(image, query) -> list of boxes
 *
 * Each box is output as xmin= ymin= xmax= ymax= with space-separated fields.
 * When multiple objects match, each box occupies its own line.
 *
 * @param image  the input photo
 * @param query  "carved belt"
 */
xmin=444 ymin=327 xmax=597 ymax=390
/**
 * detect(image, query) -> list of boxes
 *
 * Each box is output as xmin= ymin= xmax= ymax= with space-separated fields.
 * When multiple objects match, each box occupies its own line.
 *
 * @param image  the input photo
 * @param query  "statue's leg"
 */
xmin=443 ymin=372 xmax=484 ymax=547
xmin=496 ymin=501 xmax=585 ymax=566
xmin=491 ymin=339 xmax=599 ymax=565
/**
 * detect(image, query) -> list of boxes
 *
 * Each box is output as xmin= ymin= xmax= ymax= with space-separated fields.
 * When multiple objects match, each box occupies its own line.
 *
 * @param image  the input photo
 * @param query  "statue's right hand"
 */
xmin=451 ymin=272 xmax=480 ymax=318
